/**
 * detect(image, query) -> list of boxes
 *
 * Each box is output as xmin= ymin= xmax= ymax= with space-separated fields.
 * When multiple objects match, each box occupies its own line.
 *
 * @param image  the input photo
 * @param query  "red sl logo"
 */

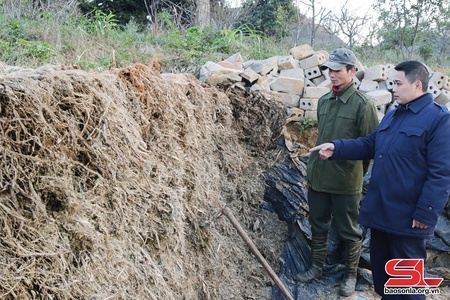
xmin=385 ymin=259 xmax=443 ymax=287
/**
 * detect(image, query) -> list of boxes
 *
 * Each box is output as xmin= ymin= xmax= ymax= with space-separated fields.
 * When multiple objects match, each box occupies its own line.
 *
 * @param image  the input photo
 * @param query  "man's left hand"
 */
xmin=412 ymin=219 xmax=429 ymax=229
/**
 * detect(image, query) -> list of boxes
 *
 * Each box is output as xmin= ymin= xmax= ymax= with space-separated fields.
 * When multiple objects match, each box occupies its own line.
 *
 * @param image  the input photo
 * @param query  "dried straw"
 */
xmin=0 ymin=63 xmax=287 ymax=299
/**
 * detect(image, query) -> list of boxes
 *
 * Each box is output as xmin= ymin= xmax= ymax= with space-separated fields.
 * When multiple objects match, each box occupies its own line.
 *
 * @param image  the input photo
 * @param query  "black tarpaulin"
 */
xmin=264 ymin=156 xmax=450 ymax=299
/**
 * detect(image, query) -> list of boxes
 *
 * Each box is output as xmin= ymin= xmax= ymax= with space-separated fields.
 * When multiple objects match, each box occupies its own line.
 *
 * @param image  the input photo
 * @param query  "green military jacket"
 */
xmin=307 ymin=83 xmax=379 ymax=195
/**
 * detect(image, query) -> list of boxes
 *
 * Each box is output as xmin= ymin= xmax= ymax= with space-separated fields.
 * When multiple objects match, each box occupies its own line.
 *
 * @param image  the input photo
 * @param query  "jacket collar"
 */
xmin=397 ymin=93 xmax=433 ymax=113
xmin=324 ymin=83 xmax=357 ymax=104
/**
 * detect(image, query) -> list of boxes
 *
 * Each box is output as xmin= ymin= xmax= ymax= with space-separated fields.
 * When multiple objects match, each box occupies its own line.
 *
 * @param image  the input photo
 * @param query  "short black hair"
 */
xmin=394 ymin=60 xmax=429 ymax=92
xmin=345 ymin=65 xmax=355 ymax=71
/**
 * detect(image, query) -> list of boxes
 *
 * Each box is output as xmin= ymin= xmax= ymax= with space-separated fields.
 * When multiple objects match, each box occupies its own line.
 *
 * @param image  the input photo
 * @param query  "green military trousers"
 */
xmin=308 ymin=188 xmax=362 ymax=242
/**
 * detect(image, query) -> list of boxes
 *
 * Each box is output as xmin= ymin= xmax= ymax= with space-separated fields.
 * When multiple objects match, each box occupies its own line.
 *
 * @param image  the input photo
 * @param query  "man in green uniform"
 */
xmin=294 ymin=48 xmax=379 ymax=297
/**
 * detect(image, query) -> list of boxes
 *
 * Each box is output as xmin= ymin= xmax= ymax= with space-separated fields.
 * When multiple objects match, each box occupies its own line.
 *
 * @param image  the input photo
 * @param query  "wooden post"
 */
xmin=222 ymin=206 xmax=295 ymax=300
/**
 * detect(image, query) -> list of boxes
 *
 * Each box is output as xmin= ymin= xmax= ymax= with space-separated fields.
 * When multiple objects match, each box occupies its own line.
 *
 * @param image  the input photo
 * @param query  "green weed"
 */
xmin=296 ymin=118 xmax=318 ymax=131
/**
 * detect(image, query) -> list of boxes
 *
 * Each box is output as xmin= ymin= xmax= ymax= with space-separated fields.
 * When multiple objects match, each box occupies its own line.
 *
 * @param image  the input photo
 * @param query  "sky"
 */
xmin=228 ymin=0 xmax=376 ymax=17
xmin=296 ymin=0 xmax=376 ymax=18
xmin=330 ymin=0 xmax=374 ymax=13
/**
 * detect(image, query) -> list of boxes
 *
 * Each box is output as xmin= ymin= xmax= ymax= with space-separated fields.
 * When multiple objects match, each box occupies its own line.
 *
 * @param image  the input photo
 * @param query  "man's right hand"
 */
xmin=309 ymin=142 xmax=335 ymax=160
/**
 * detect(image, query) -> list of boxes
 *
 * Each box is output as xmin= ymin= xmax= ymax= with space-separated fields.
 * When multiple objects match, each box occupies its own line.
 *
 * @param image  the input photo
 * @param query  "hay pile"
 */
xmin=0 ymin=63 xmax=288 ymax=299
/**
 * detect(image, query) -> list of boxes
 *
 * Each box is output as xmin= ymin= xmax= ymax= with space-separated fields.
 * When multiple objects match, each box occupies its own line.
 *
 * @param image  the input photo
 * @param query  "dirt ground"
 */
xmin=0 ymin=62 xmax=448 ymax=300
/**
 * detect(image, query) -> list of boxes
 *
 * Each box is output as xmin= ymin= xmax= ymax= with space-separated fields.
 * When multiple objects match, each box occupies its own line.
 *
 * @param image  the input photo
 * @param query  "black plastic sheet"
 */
xmin=263 ymin=156 xmax=450 ymax=299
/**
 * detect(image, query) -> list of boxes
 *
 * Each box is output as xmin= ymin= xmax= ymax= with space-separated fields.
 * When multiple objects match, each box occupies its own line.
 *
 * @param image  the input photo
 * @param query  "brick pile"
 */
xmin=199 ymin=44 xmax=450 ymax=121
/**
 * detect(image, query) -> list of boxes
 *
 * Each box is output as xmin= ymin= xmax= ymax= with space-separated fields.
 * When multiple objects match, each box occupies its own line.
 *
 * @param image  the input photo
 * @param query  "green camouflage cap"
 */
xmin=320 ymin=48 xmax=357 ymax=71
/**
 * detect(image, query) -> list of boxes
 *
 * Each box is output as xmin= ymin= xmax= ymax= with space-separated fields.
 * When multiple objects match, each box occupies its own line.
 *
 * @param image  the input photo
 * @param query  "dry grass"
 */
xmin=0 ymin=62 xmax=288 ymax=299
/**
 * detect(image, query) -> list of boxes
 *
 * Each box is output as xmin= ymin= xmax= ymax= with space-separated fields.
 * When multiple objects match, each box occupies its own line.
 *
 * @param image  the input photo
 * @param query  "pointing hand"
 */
xmin=309 ymin=142 xmax=335 ymax=160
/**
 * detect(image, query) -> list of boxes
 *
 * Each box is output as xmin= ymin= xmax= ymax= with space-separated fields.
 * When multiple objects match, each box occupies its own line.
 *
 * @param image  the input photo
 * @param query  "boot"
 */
xmin=339 ymin=239 xmax=362 ymax=297
xmin=294 ymin=233 xmax=328 ymax=283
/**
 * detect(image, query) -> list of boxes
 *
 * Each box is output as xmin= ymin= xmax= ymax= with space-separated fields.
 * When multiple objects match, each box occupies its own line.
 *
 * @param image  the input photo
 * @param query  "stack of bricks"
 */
xmin=430 ymin=72 xmax=450 ymax=107
xmin=198 ymin=44 xmax=450 ymax=121
xmin=275 ymin=45 xmax=396 ymax=121
xmin=278 ymin=48 xmax=450 ymax=120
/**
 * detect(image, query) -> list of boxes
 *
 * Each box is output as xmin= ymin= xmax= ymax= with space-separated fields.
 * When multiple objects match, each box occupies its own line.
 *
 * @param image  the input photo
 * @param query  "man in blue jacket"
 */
xmin=309 ymin=60 xmax=450 ymax=299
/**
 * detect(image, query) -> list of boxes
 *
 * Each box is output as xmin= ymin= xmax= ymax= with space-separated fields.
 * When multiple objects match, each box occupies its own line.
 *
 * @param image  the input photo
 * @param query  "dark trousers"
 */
xmin=370 ymin=228 xmax=426 ymax=300
xmin=308 ymin=188 xmax=362 ymax=242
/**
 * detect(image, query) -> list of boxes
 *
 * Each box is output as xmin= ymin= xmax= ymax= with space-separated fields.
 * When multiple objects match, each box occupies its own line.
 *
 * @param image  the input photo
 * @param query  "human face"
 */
xmin=328 ymin=66 xmax=355 ymax=90
xmin=392 ymin=71 xmax=421 ymax=105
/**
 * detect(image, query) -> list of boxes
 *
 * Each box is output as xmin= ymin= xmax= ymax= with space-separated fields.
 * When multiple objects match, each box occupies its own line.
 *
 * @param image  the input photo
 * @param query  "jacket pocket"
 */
xmin=395 ymin=126 xmax=426 ymax=158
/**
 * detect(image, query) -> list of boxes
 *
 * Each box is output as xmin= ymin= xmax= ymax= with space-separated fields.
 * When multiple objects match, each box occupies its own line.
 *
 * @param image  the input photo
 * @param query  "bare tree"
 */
xmin=291 ymin=2 xmax=309 ymax=46
xmin=211 ymin=0 xmax=260 ymax=31
xmin=144 ymin=0 xmax=195 ymax=35
xmin=143 ymin=0 xmax=211 ymax=32
xmin=196 ymin=0 xmax=211 ymax=27
xmin=374 ymin=0 xmax=444 ymax=60
xmin=433 ymin=6 xmax=450 ymax=65
xmin=298 ymin=0 xmax=331 ymax=47
xmin=2 ymin=0 xmax=78 ymax=20
xmin=323 ymin=0 xmax=372 ymax=49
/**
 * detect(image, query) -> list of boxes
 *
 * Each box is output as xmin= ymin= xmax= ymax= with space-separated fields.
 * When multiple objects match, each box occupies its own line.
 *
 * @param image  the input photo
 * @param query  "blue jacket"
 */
xmin=331 ymin=93 xmax=450 ymax=238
